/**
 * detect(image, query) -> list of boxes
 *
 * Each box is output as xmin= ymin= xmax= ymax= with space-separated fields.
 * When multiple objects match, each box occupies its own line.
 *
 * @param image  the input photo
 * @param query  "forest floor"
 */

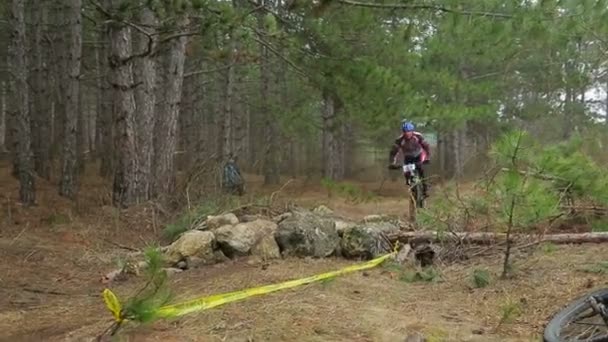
xmin=1 ymin=164 xmax=607 ymax=342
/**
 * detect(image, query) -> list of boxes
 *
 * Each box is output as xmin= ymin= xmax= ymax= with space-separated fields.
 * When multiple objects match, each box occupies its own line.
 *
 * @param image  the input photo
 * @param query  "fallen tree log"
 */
xmin=388 ymin=231 xmax=608 ymax=245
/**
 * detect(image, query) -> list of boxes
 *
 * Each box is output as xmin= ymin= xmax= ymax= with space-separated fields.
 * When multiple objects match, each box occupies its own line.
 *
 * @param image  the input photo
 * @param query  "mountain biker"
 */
xmin=388 ymin=121 xmax=431 ymax=197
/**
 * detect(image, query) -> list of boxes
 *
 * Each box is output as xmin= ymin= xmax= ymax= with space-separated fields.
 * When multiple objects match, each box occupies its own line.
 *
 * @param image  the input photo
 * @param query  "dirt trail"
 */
xmin=1 ymin=167 xmax=607 ymax=341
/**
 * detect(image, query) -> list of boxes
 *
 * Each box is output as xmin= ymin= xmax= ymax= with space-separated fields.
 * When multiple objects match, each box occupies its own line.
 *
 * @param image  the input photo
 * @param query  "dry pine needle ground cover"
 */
xmin=1 ymin=164 xmax=607 ymax=342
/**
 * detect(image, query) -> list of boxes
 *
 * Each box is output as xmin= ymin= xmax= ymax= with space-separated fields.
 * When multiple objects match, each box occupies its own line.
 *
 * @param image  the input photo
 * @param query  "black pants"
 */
xmin=403 ymin=155 xmax=428 ymax=195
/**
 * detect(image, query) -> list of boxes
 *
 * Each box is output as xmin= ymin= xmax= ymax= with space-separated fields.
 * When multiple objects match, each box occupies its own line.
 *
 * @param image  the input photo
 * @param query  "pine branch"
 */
xmin=184 ymin=64 xmax=237 ymax=78
xmin=336 ymin=0 xmax=514 ymax=18
xmin=251 ymin=35 xmax=309 ymax=79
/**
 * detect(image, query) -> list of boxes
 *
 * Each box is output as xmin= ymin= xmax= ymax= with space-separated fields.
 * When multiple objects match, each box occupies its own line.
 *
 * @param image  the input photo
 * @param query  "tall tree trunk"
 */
xmin=76 ymin=88 xmax=87 ymax=174
xmin=152 ymin=15 xmax=189 ymax=198
xmin=59 ymin=0 xmax=82 ymax=198
xmin=258 ymin=2 xmax=280 ymax=185
xmin=322 ymin=91 xmax=344 ymax=181
xmin=133 ymin=6 xmax=157 ymax=201
xmin=452 ymin=129 xmax=463 ymax=178
xmin=438 ymin=132 xmax=447 ymax=177
xmin=98 ymin=22 xmax=113 ymax=178
xmin=220 ymin=55 xmax=234 ymax=161
xmin=109 ymin=24 xmax=137 ymax=207
xmin=232 ymin=67 xmax=247 ymax=162
xmin=9 ymin=0 xmax=36 ymax=205
xmin=605 ymin=78 xmax=608 ymax=127
xmin=0 ymin=81 xmax=6 ymax=152
xmin=342 ymin=121 xmax=353 ymax=178
xmin=50 ymin=0 xmax=68 ymax=165
xmin=33 ymin=1 xmax=51 ymax=180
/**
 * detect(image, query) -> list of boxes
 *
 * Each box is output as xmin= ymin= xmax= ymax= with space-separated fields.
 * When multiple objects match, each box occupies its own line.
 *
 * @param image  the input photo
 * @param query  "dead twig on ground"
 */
xmin=103 ymin=238 xmax=139 ymax=252
xmin=10 ymin=226 xmax=27 ymax=246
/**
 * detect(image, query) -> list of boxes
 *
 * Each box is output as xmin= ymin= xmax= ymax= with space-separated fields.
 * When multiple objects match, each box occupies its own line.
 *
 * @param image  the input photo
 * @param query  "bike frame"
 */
xmin=402 ymin=163 xmax=419 ymax=185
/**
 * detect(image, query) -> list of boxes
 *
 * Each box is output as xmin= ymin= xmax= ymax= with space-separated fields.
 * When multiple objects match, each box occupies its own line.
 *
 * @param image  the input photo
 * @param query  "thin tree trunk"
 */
xmin=152 ymin=15 xmax=189 ymax=198
xmin=31 ymin=0 xmax=51 ymax=179
xmin=59 ymin=0 xmax=82 ymax=198
xmin=133 ymin=6 xmax=157 ymax=202
xmin=9 ymin=0 xmax=36 ymax=205
xmin=98 ymin=23 xmax=113 ymax=178
xmin=0 ymin=81 xmax=6 ymax=152
xmin=109 ymin=24 xmax=137 ymax=207
xmin=221 ymin=55 xmax=234 ymax=161
xmin=76 ymin=88 xmax=87 ymax=174
xmin=50 ymin=0 xmax=68 ymax=165
xmin=259 ymin=2 xmax=280 ymax=185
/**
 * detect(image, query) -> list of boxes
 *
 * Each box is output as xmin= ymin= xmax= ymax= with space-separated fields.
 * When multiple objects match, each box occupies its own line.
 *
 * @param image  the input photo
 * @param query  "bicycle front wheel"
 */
xmin=544 ymin=288 xmax=608 ymax=342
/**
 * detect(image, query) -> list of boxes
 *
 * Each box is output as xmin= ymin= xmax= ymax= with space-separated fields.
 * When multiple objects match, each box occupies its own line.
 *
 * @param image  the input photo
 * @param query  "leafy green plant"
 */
xmin=591 ymin=219 xmax=608 ymax=232
xmin=499 ymin=298 xmax=523 ymax=324
xmin=471 ymin=269 xmax=491 ymax=288
xmin=540 ymin=242 xmax=557 ymax=254
xmin=399 ymin=267 xmax=442 ymax=283
xmin=122 ymin=247 xmax=173 ymax=324
xmin=381 ymin=261 xmax=404 ymax=273
xmin=580 ymin=261 xmax=608 ymax=275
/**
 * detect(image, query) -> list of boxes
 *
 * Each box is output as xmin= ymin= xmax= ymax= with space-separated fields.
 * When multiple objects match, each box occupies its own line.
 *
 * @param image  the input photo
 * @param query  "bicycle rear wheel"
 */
xmin=544 ymin=288 xmax=608 ymax=342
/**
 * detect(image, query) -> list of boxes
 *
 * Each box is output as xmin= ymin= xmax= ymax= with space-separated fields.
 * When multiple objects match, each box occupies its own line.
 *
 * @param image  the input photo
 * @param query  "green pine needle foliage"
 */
xmin=122 ymin=247 xmax=173 ymax=324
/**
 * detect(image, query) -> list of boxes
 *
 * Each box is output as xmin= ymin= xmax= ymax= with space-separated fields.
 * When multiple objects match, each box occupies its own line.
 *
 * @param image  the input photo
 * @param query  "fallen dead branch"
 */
xmin=103 ymin=238 xmax=140 ymax=252
xmin=388 ymin=231 xmax=608 ymax=245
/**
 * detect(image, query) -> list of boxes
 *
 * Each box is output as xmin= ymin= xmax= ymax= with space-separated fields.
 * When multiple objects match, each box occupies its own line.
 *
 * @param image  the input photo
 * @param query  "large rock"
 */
xmin=206 ymin=213 xmax=239 ymax=229
xmin=250 ymin=234 xmax=281 ymax=260
xmin=164 ymin=230 xmax=217 ymax=265
xmin=335 ymin=220 xmax=357 ymax=236
xmin=215 ymin=219 xmax=280 ymax=259
xmin=275 ymin=209 xmax=340 ymax=257
xmin=340 ymin=221 xmax=400 ymax=259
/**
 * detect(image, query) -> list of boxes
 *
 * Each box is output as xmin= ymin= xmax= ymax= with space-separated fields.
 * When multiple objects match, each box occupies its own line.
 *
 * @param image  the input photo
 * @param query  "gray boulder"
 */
xmin=335 ymin=220 xmax=357 ymax=237
xmin=340 ymin=221 xmax=400 ymax=259
xmin=205 ymin=213 xmax=239 ymax=229
xmin=215 ymin=219 xmax=280 ymax=259
xmin=275 ymin=209 xmax=340 ymax=257
xmin=164 ymin=230 xmax=218 ymax=266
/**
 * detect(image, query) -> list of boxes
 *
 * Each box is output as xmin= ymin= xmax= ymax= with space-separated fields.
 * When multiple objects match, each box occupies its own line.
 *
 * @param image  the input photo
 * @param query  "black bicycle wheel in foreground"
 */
xmin=544 ymin=288 xmax=608 ymax=342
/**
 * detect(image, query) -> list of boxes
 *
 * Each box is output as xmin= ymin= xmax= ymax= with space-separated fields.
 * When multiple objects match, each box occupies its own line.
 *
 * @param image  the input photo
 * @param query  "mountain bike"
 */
xmin=389 ymin=162 xmax=426 ymax=221
xmin=544 ymin=288 xmax=608 ymax=342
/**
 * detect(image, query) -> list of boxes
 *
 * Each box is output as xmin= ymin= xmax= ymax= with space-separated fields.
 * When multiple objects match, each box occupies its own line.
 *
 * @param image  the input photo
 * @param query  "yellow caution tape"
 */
xmin=103 ymin=251 xmax=396 ymax=322
xmin=102 ymin=288 xmax=123 ymax=323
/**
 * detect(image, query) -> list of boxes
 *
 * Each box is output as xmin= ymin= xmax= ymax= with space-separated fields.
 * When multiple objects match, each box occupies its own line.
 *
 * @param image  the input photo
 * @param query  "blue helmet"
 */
xmin=401 ymin=121 xmax=415 ymax=132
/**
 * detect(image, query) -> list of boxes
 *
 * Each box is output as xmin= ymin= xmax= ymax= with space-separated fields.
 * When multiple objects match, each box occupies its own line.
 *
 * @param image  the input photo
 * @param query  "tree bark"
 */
xmin=49 ymin=0 xmax=68 ymax=165
xmin=9 ymin=0 xmax=36 ymax=205
xmin=31 ymin=0 xmax=51 ymax=180
xmin=0 ymin=81 xmax=6 ymax=152
xmin=59 ymin=0 xmax=82 ymax=198
xmin=259 ymin=2 xmax=280 ymax=185
xmin=133 ymin=6 xmax=158 ymax=201
xmin=220 ymin=52 xmax=234 ymax=161
xmin=152 ymin=14 xmax=189 ymax=198
xmin=109 ymin=24 xmax=138 ymax=207
xmin=98 ymin=19 xmax=113 ymax=178
xmin=322 ymin=91 xmax=344 ymax=181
